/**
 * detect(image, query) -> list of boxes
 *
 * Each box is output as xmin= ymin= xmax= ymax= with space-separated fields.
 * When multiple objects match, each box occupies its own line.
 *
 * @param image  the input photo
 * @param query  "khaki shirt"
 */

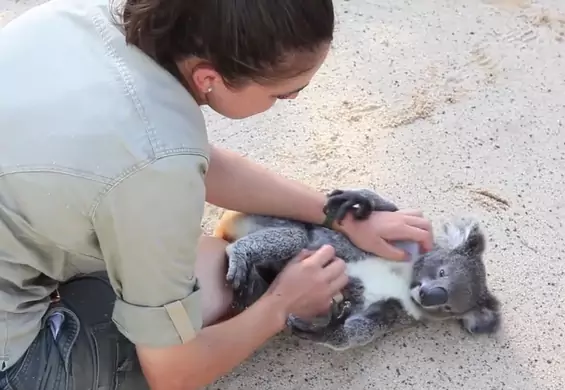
xmin=0 ymin=0 xmax=208 ymax=370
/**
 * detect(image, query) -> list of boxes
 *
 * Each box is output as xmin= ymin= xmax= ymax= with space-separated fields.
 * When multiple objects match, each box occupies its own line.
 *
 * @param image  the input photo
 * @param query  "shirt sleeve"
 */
xmin=91 ymin=153 xmax=208 ymax=347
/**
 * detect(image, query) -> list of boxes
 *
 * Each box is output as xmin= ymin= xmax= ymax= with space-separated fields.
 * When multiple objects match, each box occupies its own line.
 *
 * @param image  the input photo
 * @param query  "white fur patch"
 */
xmin=346 ymin=257 xmax=423 ymax=320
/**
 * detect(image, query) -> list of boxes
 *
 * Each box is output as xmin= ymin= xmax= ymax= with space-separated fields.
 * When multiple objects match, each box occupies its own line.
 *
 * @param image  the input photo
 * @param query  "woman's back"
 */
xmin=0 ymin=0 xmax=209 ymax=371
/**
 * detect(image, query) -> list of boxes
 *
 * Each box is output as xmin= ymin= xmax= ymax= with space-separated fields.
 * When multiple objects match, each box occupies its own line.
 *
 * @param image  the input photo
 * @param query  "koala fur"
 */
xmin=214 ymin=189 xmax=501 ymax=351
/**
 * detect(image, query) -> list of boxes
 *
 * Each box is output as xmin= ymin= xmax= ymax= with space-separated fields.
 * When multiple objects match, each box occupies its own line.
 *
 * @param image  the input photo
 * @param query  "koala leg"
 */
xmin=226 ymin=225 xmax=309 ymax=308
xmin=290 ymin=299 xmax=405 ymax=351
xmin=323 ymin=188 xmax=399 ymax=224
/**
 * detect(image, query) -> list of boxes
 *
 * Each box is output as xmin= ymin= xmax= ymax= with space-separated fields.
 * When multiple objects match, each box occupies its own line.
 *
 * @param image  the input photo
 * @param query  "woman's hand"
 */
xmin=338 ymin=209 xmax=434 ymax=261
xmin=267 ymin=245 xmax=348 ymax=320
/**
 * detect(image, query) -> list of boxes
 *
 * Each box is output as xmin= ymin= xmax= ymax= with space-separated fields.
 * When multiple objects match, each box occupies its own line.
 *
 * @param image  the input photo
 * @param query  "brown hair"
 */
xmin=115 ymin=0 xmax=335 ymax=86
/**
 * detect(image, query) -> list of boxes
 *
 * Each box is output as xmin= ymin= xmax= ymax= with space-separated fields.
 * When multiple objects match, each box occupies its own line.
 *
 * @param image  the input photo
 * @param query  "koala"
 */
xmin=213 ymin=189 xmax=501 ymax=351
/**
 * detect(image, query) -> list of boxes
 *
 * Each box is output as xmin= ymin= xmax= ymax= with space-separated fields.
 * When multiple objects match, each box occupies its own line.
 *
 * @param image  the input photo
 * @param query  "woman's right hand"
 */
xmin=267 ymin=245 xmax=348 ymax=320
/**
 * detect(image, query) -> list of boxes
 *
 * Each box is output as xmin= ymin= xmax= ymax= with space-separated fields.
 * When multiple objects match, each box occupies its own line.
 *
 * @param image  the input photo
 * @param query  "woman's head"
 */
xmin=118 ymin=0 xmax=334 ymax=119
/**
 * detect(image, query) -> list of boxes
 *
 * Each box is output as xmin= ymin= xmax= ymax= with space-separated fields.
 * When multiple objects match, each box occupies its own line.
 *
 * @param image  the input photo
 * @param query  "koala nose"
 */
xmin=419 ymin=286 xmax=448 ymax=306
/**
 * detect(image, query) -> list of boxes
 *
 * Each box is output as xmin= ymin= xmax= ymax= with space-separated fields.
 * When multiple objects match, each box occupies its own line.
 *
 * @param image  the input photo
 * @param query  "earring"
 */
xmin=206 ymin=86 xmax=213 ymax=93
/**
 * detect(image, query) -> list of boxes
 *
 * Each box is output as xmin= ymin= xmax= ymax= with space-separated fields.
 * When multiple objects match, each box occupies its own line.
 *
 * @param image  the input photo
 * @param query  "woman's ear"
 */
xmin=192 ymin=65 xmax=221 ymax=93
xmin=177 ymin=58 xmax=223 ymax=97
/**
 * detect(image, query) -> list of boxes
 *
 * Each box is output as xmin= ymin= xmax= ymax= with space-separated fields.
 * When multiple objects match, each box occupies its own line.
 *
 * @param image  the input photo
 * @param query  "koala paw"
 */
xmin=461 ymin=321 xmax=494 ymax=335
xmin=460 ymin=307 xmax=501 ymax=335
xmin=225 ymin=244 xmax=250 ymax=290
xmin=323 ymin=189 xmax=398 ymax=224
xmin=287 ymin=314 xmax=325 ymax=333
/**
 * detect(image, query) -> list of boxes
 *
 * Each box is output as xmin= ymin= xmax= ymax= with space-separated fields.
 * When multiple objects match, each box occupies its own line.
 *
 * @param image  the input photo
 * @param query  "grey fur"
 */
xmin=224 ymin=189 xmax=501 ymax=350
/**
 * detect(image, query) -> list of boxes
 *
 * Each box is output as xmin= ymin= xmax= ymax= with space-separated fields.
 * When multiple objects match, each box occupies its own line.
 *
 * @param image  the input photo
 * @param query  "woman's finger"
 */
xmin=305 ymin=245 xmax=336 ymax=268
xmin=397 ymin=225 xmax=433 ymax=251
xmin=380 ymin=222 xmax=431 ymax=250
xmin=328 ymin=273 xmax=349 ymax=295
xmin=397 ymin=209 xmax=424 ymax=218
xmin=374 ymin=238 xmax=409 ymax=261
xmin=287 ymin=249 xmax=315 ymax=265
xmin=322 ymin=257 xmax=347 ymax=281
xmin=403 ymin=215 xmax=433 ymax=233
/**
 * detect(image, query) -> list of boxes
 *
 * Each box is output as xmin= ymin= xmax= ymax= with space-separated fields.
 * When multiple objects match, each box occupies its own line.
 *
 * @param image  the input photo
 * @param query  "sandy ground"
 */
xmin=2 ymin=0 xmax=565 ymax=389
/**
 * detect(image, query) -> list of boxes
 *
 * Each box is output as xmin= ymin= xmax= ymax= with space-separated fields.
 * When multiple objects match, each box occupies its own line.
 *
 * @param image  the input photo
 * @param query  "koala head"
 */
xmin=409 ymin=216 xmax=501 ymax=335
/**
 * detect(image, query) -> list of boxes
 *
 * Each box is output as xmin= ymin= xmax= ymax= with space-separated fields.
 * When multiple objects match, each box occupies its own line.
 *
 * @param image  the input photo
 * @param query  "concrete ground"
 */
xmin=2 ymin=0 xmax=564 ymax=389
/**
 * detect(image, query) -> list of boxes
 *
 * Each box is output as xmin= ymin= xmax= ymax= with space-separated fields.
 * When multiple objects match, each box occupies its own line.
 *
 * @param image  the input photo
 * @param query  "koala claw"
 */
xmin=323 ymin=189 xmax=398 ymax=224
xmin=323 ymin=190 xmax=375 ymax=224
xmin=334 ymin=300 xmax=352 ymax=321
xmin=225 ymin=245 xmax=249 ymax=290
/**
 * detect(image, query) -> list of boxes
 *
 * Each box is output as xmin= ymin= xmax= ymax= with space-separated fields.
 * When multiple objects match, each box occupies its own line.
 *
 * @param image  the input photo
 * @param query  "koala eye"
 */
xmin=439 ymin=269 xmax=446 ymax=277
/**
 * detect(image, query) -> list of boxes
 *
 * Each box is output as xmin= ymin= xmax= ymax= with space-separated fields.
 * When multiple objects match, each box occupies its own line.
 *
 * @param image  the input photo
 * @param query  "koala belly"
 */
xmin=345 ymin=257 xmax=423 ymax=320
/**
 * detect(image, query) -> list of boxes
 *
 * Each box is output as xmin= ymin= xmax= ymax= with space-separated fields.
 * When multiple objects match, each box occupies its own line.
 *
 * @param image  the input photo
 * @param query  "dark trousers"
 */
xmin=0 ymin=272 xmax=150 ymax=390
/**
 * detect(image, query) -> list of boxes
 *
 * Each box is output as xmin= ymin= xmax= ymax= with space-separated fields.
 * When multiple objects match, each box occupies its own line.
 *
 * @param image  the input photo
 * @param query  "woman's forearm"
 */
xmin=205 ymin=145 xmax=329 ymax=225
xmin=137 ymin=293 xmax=288 ymax=390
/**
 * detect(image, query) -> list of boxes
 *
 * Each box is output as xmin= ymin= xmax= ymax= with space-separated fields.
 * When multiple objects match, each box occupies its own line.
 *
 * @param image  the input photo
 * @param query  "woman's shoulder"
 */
xmin=1 ymin=0 xmax=208 ymax=158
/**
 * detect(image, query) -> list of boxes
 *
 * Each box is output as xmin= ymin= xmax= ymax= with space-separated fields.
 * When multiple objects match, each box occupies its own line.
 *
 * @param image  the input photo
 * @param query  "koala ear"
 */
xmin=441 ymin=216 xmax=486 ymax=257
xmin=460 ymin=293 xmax=501 ymax=335
xmin=461 ymin=223 xmax=486 ymax=257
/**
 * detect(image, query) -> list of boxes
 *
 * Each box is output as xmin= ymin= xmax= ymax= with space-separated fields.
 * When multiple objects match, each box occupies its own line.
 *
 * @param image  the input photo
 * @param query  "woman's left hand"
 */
xmin=337 ymin=209 xmax=434 ymax=261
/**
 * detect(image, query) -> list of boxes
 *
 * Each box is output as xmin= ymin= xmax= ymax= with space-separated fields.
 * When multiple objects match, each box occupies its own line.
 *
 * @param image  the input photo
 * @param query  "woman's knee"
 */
xmin=195 ymin=236 xmax=234 ymax=326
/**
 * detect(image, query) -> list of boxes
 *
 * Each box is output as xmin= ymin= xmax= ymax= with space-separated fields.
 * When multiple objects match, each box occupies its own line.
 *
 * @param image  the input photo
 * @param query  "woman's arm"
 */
xmin=137 ymin=246 xmax=347 ymax=390
xmin=137 ymin=292 xmax=287 ymax=390
xmin=204 ymin=145 xmax=434 ymax=260
xmin=205 ymin=145 xmax=330 ymax=226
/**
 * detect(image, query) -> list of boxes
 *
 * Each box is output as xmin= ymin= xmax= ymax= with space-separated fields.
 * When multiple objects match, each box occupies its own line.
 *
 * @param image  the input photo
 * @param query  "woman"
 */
xmin=0 ymin=0 xmax=434 ymax=389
